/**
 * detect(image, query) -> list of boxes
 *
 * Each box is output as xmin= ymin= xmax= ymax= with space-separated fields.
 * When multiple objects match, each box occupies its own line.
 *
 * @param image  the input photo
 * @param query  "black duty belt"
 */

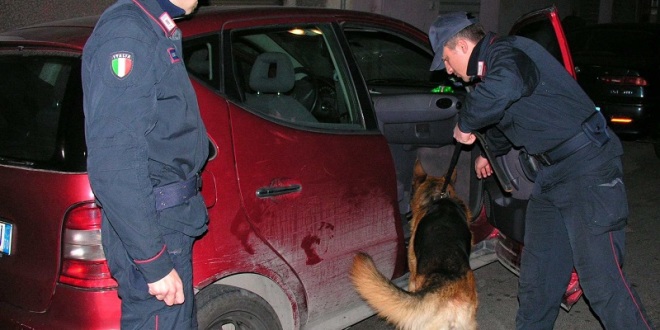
xmin=532 ymin=131 xmax=592 ymax=166
xmin=154 ymin=174 xmax=202 ymax=211
xmin=533 ymin=111 xmax=612 ymax=166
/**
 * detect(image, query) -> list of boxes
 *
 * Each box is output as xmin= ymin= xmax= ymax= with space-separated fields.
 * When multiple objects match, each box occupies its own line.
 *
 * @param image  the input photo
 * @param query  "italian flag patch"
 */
xmin=111 ymin=52 xmax=134 ymax=79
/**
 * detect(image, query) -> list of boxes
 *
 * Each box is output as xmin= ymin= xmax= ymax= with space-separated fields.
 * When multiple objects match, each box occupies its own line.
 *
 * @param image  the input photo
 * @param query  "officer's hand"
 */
xmin=147 ymin=269 xmax=185 ymax=306
xmin=453 ymin=124 xmax=476 ymax=145
xmin=475 ymin=155 xmax=493 ymax=179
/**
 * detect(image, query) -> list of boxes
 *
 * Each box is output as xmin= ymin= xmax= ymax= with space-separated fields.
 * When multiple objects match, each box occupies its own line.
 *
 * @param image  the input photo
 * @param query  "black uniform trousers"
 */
xmin=102 ymin=220 xmax=197 ymax=330
xmin=516 ymin=142 xmax=653 ymax=329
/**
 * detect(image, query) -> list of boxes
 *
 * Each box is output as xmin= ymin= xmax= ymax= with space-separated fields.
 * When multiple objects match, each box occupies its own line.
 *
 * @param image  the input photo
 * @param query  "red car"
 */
xmin=0 ymin=5 xmax=578 ymax=329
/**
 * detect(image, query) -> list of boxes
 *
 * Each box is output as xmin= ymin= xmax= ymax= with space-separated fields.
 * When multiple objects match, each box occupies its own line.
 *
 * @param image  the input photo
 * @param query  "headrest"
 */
xmin=249 ymin=52 xmax=295 ymax=94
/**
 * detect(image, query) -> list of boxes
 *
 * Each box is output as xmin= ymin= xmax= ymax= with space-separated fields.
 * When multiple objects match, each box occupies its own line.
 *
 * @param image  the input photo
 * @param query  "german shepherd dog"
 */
xmin=350 ymin=160 xmax=477 ymax=330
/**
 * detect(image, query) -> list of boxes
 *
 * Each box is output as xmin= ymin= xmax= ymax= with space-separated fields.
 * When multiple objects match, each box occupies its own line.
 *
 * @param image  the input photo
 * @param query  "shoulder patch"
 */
xmin=159 ymin=12 xmax=177 ymax=34
xmin=111 ymin=52 xmax=134 ymax=79
xmin=168 ymin=47 xmax=181 ymax=63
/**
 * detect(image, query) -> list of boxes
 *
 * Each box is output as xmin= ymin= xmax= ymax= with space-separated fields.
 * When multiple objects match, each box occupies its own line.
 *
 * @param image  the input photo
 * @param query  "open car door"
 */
xmin=485 ymin=5 xmax=584 ymax=309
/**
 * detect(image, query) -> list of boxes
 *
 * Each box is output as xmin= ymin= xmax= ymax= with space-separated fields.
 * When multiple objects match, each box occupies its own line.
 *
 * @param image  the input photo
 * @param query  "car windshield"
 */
xmin=0 ymin=54 xmax=85 ymax=171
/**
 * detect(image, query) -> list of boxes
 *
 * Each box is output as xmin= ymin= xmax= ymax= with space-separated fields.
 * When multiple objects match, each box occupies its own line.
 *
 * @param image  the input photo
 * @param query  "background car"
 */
xmin=0 ymin=6 xmax=576 ymax=329
xmin=565 ymin=23 xmax=660 ymax=158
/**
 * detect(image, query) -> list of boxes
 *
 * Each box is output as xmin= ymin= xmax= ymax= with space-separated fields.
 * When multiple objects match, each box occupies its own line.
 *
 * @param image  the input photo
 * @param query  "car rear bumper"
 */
xmin=599 ymin=102 xmax=658 ymax=140
xmin=0 ymin=284 xmax=120 ymax=330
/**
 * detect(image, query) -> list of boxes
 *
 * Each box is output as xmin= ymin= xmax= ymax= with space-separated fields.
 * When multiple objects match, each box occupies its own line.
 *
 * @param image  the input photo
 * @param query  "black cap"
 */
xmin=429 ymin=12 xmax=478 ymax=71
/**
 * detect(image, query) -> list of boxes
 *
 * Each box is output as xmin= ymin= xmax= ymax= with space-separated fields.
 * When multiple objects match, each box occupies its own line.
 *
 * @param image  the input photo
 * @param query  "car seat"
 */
xmin=245 ymin=52 xmax=317 ymax=123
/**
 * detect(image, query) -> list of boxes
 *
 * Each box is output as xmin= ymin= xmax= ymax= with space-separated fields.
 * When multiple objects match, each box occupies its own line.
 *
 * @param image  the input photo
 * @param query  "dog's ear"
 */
xmin=451 ymin=168 xmax=457 ymax=184
xmin=412 ymin=159 xmax=427 ymax=190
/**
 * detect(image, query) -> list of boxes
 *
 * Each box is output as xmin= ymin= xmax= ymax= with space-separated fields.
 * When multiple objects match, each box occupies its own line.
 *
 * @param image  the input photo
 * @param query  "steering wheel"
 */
xmin=291 ymin=67 xmax=318 ymax=112
xmin=311 ymin=80 xmax=341 ymax=122
xmin=291 ymin=68 xmax=344 ymax=123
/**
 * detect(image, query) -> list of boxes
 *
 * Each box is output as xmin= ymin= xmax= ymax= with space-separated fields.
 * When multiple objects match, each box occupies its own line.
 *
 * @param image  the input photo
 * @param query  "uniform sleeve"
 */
xmin=458 ymin=45 xmax=539 ymax=133
xmin=83 ymin=21 xmax=173 ymax=283
xmin=483 ymin=127 xmax=513 ymax=157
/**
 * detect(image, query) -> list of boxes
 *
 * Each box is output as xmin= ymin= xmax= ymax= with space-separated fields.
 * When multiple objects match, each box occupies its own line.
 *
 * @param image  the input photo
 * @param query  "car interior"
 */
xmin=244 ymin=51 xmax=318 ymax=123
xmin=229 ymin=26 xmax=360 ymax=129
xmin=0 ymin=55 xmax=86 ymax=171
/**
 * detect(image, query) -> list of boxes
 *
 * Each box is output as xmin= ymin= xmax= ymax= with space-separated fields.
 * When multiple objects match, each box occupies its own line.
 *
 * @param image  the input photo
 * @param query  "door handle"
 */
xmin=256 ymin=184 xmax=302 ymax=198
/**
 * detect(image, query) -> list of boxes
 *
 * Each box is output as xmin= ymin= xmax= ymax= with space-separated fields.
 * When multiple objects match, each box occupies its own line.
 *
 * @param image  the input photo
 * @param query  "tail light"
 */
xmin=610 ymin=117 xmax=633 ymax=124
xmin=599 ymin=75 xmax=648 ymax=86
xmin=59 ymin=203 xmax=118 ymax=289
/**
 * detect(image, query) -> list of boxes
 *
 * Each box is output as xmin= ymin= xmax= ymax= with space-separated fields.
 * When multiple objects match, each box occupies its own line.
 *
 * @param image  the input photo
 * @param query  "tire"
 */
xmin=197 ymin=285 xmax=283 ymax=330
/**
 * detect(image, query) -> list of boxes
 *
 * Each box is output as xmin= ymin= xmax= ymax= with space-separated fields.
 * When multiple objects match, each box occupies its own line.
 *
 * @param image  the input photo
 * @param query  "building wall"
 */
xmin=334 ymin=0 xmax=577 ymax=35
xmin=495 ymin=0 xmax=575 ymax=34
xmin=340 ymin=0 xmax=440 ymax=34
xmin=0 ymin=0 xmax=283 ymax=32
xmin=0 ymin=0 xmax=647 ymax=34
xmin=0 ymin=0 xmax=114 ymax=32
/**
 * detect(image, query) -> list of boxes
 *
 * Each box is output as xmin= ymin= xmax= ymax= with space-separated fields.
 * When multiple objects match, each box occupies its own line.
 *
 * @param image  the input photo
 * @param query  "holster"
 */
xmin=519 ymin=150 xmax=540 ymax=182
xmin=582 ymin=110 xmax=610 ymax=147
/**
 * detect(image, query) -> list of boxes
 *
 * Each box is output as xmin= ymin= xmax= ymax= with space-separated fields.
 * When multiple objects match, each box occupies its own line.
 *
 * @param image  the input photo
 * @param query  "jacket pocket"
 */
xmin=585 ymin=175 xmax=628 ymax=235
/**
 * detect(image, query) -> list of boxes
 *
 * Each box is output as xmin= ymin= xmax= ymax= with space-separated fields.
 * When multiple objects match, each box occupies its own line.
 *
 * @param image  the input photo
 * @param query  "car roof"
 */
xmin=0 ymin=15 xmax=97 ymax=50
xmin=181 ymin=6 xmax=422 ymax=37
xmin=0 ymin=6 xmax=421 ymax=51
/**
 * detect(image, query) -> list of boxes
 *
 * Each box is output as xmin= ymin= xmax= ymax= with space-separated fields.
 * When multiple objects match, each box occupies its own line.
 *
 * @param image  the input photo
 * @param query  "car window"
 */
xmin=342 ymin=27 xmax=459 ymax=94
xmin=0 ymin=54 xmax=85 ymax=171
xmin=345 ymin=30 xmax=429 ymax=86
xmin=184 ymin=35 xmax=221 ymax=89
xmin=229 ymin=24 xmax=364 ymax=130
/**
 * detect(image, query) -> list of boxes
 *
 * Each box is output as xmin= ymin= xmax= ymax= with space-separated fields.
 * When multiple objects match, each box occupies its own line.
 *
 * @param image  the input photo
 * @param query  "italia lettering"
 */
xmin=112 ymin=53 xmax=132 ymax=60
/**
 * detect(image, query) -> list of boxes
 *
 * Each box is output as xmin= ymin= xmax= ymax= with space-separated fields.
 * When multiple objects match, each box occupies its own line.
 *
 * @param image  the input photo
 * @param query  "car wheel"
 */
xmin=197 ymin=285 xmax=283 ymax=330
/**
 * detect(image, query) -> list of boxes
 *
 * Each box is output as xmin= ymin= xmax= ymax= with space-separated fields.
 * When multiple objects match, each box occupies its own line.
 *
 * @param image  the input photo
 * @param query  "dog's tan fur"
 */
xmin=350 ymin=160 xmax=477 ymax=330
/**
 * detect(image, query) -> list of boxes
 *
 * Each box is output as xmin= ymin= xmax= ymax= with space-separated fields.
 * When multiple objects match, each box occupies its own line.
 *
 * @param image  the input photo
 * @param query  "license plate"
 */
xmin=0 ymin=221 xmax=12 ymax=255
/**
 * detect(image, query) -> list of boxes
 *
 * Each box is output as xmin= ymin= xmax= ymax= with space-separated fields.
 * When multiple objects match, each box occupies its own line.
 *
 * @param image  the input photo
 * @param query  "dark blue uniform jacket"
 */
xmin=82 ymin=0 xmax=209 ymax=283
xmin=458 ymin=32 xmax=621 ymax=159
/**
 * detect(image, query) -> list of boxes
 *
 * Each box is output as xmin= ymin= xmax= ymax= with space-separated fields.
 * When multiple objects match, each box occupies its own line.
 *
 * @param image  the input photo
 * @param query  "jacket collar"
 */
xmin=155 ymin=0 xmax=185 ymax=17
xmin=467 ymin=32 xmax=498 ymax=79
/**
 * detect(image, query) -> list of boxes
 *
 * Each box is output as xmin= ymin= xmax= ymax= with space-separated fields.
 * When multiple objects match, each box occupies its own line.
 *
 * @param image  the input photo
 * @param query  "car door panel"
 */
xmin=341 ymin=23 xmax=473 ymax=223
xmin=372 ymin=93 xmax=460 ymax=145
xmin=229 ymin=104 xmax=401 ymax=320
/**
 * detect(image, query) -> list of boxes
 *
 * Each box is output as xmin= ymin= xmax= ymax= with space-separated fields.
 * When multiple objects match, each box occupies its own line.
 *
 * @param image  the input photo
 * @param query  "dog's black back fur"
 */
xmin=413 ymin=198 xmax=472 ymax=289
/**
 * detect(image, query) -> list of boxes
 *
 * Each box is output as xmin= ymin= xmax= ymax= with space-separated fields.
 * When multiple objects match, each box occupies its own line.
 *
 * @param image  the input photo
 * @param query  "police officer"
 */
xmin=82 ymin=0 xmax=208 ymax=328
xmin=429 ymin=12 xmax=654 ymax=329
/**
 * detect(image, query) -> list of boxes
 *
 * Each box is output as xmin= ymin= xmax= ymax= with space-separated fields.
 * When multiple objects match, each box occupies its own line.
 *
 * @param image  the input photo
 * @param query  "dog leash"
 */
xmin=440 ymin=132 xmax=514 ymax=197
xmin=440 ymin=142 xmax=463 ymax=198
